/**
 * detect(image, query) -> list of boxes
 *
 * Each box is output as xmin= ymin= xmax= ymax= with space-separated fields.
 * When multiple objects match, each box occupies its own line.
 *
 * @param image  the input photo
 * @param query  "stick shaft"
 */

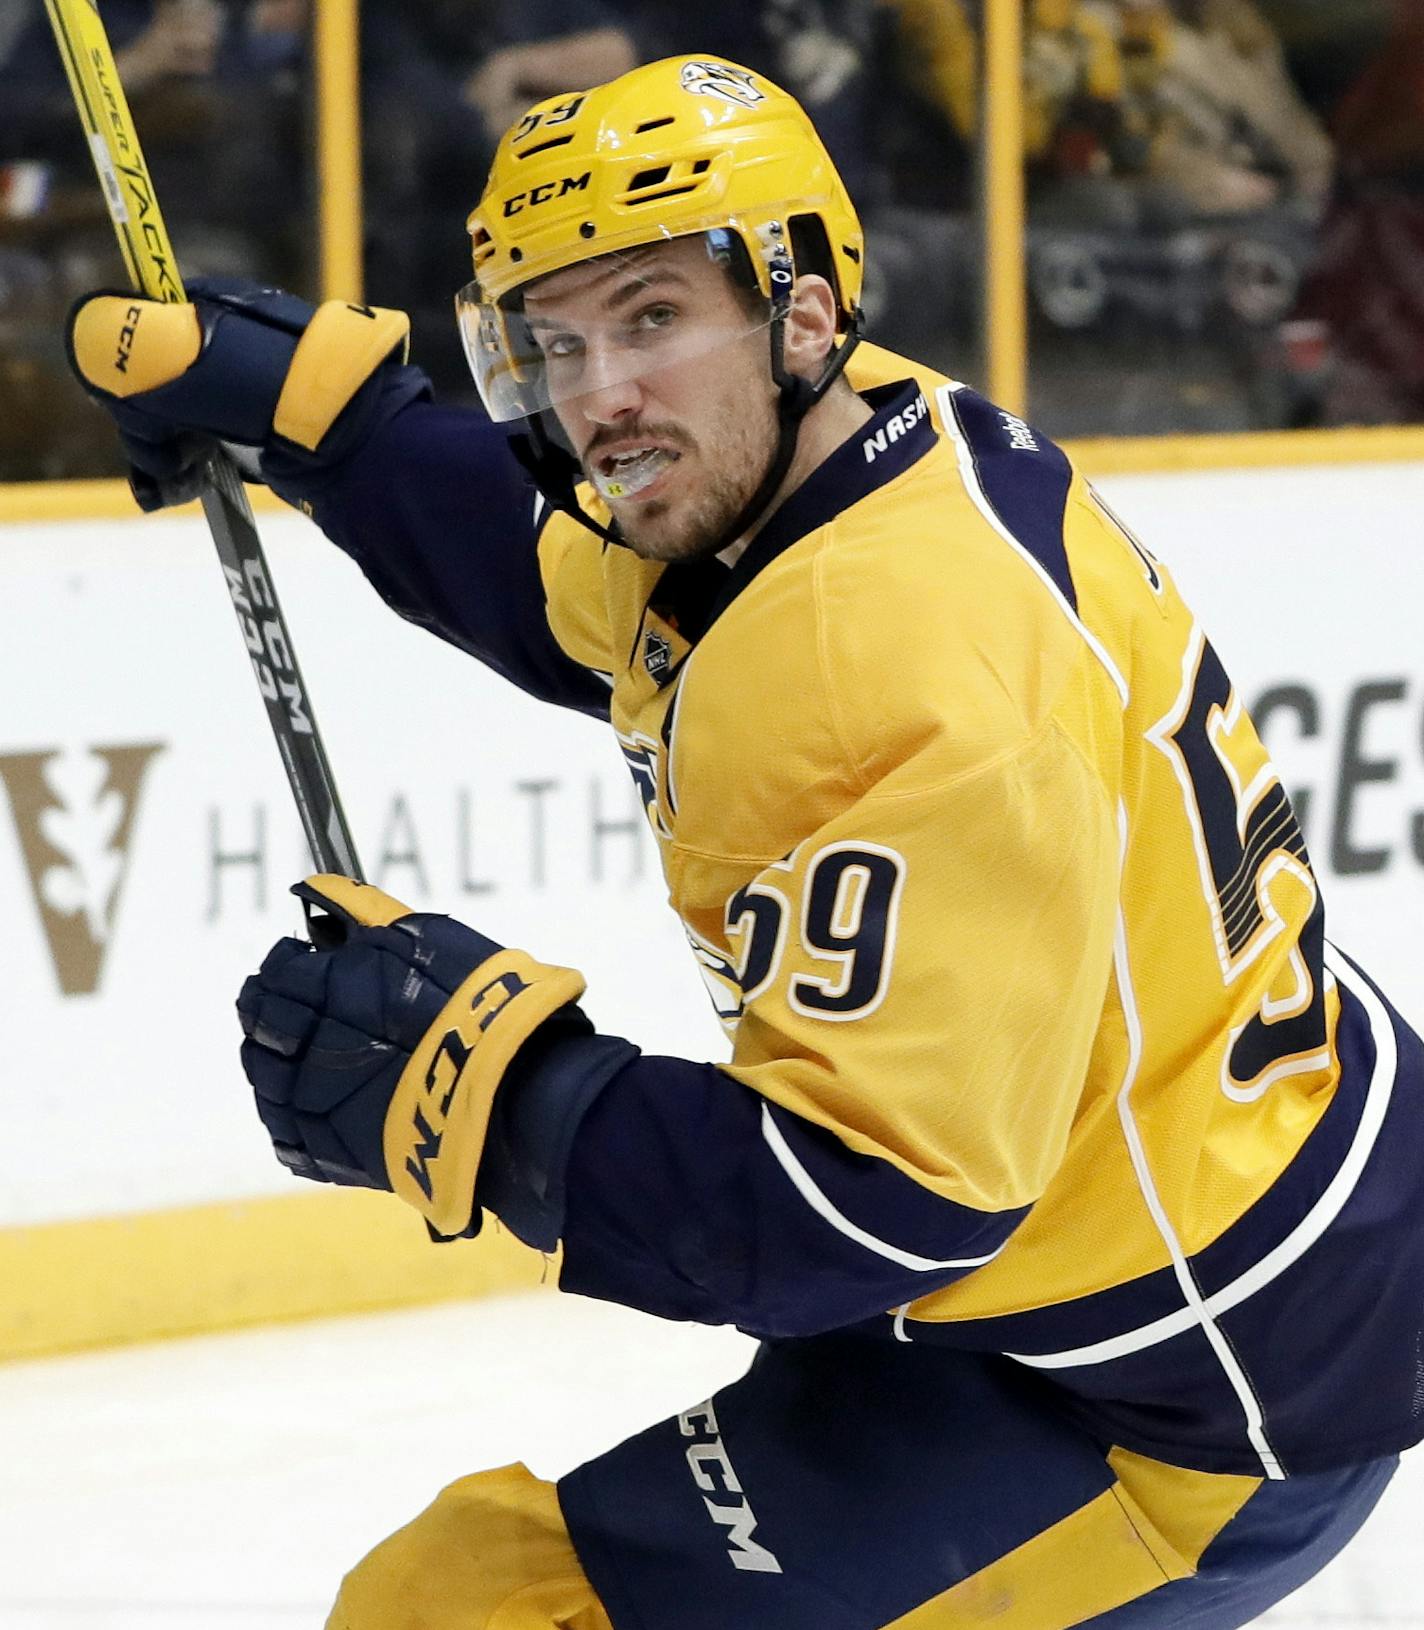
xmin=44 ymin=0 xmax=363 ymax=879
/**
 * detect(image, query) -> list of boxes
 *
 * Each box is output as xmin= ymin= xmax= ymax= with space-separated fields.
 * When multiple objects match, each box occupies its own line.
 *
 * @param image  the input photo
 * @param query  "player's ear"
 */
xmin=782 ymin=274 xmax=839 ymax=383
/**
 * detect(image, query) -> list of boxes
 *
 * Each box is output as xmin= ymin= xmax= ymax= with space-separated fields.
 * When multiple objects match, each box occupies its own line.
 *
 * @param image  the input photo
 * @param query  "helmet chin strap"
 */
xmin=508 ymin=293 xmax=865 ymax=557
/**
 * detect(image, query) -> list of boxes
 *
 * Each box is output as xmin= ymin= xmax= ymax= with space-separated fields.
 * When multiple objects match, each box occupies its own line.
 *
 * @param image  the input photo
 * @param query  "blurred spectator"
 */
xmin=1129 ymin=0 xmax=1332 ymax=220
xmin=0 ymin=0 xmax=310 ymax=268
xmin=0 ymin=0 xmax=312 ymax=478
xmin=1024 ymin=0 xmax=1133 ymax=180
xmin=1283 ymin=0 xmax=1424 ymax=425
xmin=614 ymin=1 xmax=881 ymax=200
xmin=883 ymin=0 xmax=975 ymax=156
xmin=1251 ymin=0 xmax=1390 ymax=120
xmin=611 ymin=4 xmax=966 ymax=367
xmin=2 ymin=1 xmax=221 ymax=163
xmin=360 ymin=0 xmax=636 ymax=391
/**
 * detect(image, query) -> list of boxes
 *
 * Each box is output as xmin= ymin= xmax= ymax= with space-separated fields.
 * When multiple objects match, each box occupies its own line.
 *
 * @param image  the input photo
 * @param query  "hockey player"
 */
xmin=66 ymin=55 xmax=1424 ymax=1630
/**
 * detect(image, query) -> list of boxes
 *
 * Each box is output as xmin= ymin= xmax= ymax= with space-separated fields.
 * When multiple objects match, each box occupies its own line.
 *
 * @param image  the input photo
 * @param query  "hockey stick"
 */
xmin=44 ymin=0 xmax=364 ymax=880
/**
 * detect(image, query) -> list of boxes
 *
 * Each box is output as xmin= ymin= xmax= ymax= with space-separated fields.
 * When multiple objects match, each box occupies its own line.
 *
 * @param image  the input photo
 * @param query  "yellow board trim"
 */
xmin=0 ymin=1188 xmax=551 ymax=1363
xmin=5 ymin=424 xmax=1424 ymax=527
xmin=1069 ymin=425 xmax=1424 ymax=476
xmin=0 ymin=479 xmax=290 ymax=524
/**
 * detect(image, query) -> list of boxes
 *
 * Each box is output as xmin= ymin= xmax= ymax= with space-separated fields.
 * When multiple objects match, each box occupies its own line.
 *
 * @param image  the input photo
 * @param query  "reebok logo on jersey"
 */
xmin=999 ymin=411 xmax=1039 ymax=451
xmin=863 ymin=392 xmax=928 ymax=463
xmin=679 ymin=1400 xmax=783 ymax=1573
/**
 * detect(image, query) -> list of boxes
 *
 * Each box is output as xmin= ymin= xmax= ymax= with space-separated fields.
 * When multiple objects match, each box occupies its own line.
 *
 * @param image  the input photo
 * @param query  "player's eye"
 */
xmin=541 ymin=330 xmax=584 ymax=361
xmin=628 ymin=302 xmax=679 ymax=341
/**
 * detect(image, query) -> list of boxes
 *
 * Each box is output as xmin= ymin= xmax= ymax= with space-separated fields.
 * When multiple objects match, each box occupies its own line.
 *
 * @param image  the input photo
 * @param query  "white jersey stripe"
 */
xmin=759 ymin=1104 xmax=1007 ymax=1274
xmin=1004 ymin=943 xmax=1393 ymax=1460
xmin=1092 ymin=802 xmax=1282 ymax=1477
xmin=935 ymin=384 xmax=1130 ymax=708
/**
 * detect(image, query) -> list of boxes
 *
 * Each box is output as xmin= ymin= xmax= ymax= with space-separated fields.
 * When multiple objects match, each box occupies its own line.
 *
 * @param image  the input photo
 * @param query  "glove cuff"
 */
xmin=272 ymin=300 xmax=410 ymax=453
xmin=383 ymin=949 xmax=587 ymax=1237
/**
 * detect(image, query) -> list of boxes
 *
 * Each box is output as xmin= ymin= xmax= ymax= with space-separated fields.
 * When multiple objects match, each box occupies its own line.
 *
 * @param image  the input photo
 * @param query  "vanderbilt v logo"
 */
xmin=0 ymin=743 xmax=164 ymax=995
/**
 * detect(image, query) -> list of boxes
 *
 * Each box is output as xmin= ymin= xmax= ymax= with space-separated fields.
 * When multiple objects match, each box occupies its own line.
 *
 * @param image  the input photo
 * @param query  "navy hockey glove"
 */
xmin=65 ymin=279 xmax=428 ymax=511
xmin=237 ymin=876 xmax=627 ymax=1242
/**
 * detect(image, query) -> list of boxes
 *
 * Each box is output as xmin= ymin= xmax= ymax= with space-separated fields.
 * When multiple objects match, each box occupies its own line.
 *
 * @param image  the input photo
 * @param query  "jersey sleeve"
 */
xmin=291 ymin=394 xmax=613 ymax=718
xmin=549 ymin=711 xmax=1120 ymax=1337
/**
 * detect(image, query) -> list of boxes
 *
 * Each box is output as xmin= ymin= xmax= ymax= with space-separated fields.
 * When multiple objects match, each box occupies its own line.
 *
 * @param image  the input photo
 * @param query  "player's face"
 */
xmin=523 ymin=238 xmax=779 ymax=561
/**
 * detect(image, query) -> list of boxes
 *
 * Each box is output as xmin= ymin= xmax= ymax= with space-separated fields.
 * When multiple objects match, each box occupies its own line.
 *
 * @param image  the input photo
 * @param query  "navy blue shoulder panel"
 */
xmin=946 ymin=389 xmax=1078 ymax=613
xmin=292 ymin=393 xmax=612 ymax=720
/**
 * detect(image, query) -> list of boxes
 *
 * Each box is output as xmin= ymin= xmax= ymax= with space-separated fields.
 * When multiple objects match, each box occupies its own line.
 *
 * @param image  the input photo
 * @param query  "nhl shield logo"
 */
xmin=680 ymin=61 xmax=765 ymax=109
xmin=644 ymin=630 xmax=673 ymax=683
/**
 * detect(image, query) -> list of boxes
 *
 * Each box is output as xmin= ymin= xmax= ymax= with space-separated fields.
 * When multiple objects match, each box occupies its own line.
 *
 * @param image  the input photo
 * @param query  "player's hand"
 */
xmin=237 ymin=877 xmax=589 ymax=1238
xmin=64 ymin=279 xmax=420 ymax=511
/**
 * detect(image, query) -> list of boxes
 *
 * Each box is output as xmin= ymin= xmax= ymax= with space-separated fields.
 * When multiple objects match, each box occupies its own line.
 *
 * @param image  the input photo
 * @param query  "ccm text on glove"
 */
xmin=237 ymin=876 xmax=588 ymax=1240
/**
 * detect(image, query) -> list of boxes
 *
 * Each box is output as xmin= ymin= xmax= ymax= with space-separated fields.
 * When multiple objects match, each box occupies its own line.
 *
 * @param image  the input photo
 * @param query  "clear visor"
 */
xmin=456 ymin=231 xmax=773 ymax=424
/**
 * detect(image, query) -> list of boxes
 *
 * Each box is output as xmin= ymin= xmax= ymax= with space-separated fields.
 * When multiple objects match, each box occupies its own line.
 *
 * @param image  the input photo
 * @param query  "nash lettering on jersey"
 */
xmin=863 ymin=391 xmax=928 ymax=463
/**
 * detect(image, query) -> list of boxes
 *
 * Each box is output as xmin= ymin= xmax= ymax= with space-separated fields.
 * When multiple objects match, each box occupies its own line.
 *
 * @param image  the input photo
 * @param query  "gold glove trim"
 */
xmin=302 ymin=873 xmax=413 ymax=928
xmin=273 ymin=301 xmax=411 ymax=452
xmin=384 ymin=949 xmax=587 ymax=1237
xmin=70 ymin=296 xmax=202 ymax=398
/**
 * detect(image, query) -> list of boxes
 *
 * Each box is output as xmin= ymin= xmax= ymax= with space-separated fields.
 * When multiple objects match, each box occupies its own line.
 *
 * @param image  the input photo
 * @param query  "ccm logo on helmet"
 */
xmin=502 ymin=172 xmax=592 ymax=218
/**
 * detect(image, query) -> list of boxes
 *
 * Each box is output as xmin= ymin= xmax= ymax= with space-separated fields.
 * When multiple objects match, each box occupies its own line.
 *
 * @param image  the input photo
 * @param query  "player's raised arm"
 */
xmin=65 ymin=278 xmax=610 ymax=717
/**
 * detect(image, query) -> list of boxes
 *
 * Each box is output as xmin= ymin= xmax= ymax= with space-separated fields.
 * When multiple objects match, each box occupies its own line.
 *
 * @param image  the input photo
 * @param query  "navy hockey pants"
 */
xmin=560 ymin=1333 xmax=1397 ymax=1629
xmin=329 ymin=1331 xmax=1396 ymax=1627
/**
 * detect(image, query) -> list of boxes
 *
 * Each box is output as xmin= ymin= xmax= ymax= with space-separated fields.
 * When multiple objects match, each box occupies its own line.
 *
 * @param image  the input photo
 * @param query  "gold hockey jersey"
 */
xmin=531 ymin=343 xmax=1423 ymax=1476
xmin=307 ymin=340 xmax=1424 ymax=1477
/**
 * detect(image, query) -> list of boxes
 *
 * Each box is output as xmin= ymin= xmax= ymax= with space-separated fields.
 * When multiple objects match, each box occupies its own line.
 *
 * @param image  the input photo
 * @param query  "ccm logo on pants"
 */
xmin=678 ymin=1401 xmax=783 ymax=1574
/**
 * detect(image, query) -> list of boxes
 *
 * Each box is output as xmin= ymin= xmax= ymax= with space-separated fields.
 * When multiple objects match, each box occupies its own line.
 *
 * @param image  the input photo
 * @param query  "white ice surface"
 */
xmin=1 ymin=1292 xmax=1420 ymax=1628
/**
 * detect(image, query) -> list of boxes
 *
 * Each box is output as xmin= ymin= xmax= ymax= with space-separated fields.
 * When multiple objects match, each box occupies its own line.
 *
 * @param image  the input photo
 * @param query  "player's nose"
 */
xmin=572 ymin=338 xmax=648 ymax=424
xmin=577 ymin=374 xmax=645 ymax=427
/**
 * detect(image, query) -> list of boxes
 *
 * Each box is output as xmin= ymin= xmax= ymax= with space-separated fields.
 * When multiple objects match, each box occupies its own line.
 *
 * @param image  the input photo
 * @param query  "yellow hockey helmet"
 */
xmin=467 ymin=54 xmax=863 ymax=317
xmin=458 ymin=56 xmax=865 ymax=425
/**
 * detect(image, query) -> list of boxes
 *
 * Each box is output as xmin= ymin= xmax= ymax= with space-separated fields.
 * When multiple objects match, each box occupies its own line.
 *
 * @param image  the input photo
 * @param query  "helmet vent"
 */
xmin=518 ymin=133 xmax=576 ymax=159
xmin=620 ymin=157 xmax=715 ymax=207
xmin=627 ymin=183 xmax=699 ymax=205
xmin=635 ymin=116 xmax=675 ymax=133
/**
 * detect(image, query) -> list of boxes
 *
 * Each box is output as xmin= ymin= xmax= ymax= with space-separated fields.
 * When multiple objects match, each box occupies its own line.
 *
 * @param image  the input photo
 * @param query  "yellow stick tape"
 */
xmin=0 ymin=1189 xmax=552 ymax=1362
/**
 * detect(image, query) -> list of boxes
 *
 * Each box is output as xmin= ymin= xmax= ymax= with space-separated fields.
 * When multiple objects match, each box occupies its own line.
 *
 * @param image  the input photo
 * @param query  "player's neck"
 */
xmin=717 ymin=387 xmax=874 ymax=568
